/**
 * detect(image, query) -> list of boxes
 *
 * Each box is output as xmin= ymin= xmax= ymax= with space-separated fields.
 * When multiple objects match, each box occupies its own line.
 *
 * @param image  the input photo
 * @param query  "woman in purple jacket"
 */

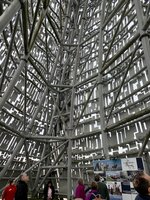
xmin=74 ymin=178 xmax=86 ymax=200
xmin=85 ymin=181 xmax=99 ymax=200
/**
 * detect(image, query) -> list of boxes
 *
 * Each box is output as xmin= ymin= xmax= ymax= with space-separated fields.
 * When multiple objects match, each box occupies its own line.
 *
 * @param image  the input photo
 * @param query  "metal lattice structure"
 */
xmin=0 ymin=0 xmax=150 ymax=198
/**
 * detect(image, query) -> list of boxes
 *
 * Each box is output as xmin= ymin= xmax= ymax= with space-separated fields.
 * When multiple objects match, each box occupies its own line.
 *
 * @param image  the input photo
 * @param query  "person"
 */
xmin=15 ymin=172 xmax=29 ymax=200
xmin=74 ymin=178 xmax=85 ymax=200
xmin=2 ymin=179 xmax=17 ymax=200
xmin=85 ymin=181 xmax=99 ymax=200
xmin=95 ymin=175 xmax=110 ymax=200
xmin=133 ymin=171 xmax=150 ymax=200
xmin=44 ymin=180 xmax=55 ymax=200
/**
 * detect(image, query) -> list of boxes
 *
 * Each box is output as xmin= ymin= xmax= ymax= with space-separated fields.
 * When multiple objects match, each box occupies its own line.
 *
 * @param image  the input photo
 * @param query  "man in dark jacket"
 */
xmin=94 ymin=175 xmax=110 ymax=200
xmin=15 ymin=172 xmax=29 ymax=200
xmin=133 ymin=171 xmax=150 ymax=200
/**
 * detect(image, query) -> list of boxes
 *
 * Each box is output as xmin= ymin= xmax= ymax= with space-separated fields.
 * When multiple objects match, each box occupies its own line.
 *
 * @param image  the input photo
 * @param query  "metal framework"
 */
xmin=0 ymin=0 xmax=150 ymax=199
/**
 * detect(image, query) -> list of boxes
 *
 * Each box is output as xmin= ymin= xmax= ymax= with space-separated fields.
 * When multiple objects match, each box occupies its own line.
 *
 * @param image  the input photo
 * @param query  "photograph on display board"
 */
xmin=120 ymin=170 xmax=140 ymax=182
xmin=122 ymin=193 xmax=132 ymax=200
xmin=131 ymin=193 xmax=138 ymax=200
xmin=121 ymin=180 xmax=131 ymax=194
xmin=106 ymin=171 xmax=121 ymax=182
xmin=107 ymin=181 xmax=122 ymax=200
xmin=127 ymin=170 xmax=142 ymax=181
xmin=130 ymin=181 xmax=138 ymax=195
xmin=93 ymin=159 xmax=122 ymax=172
xmin=136 ymin=157 xmax=144 ymax=170
xmin=120 ymin=171 xmax=129 ymax=181
xmin=121 ymin=158 xmax=138 ymax=171
xmin=92 ymin=158 xmax=144 ymax=200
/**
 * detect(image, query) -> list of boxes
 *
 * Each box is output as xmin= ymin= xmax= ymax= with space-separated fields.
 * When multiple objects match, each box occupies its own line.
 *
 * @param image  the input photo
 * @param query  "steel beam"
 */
xmin=0 ymin=0 xmax=23 ymax=33
xmin=0 ymin=138 xmax=25 ymax=179
xmin=0 ymin=13 xmax=19 ymax=93
xmin=34 ymin=142 xmax=68 ymax=194
xmin=97 ymin=0 xmax=109 ymax=159
xmin=134 ymin=0 xmax=150 ymax=80
xmin=0 ymin=55 xmax=29 ymax=110
xmin=106 ymin=43 xmax=140 ymax=124
xmin=106 ymin=106 xmax=150 ymax=131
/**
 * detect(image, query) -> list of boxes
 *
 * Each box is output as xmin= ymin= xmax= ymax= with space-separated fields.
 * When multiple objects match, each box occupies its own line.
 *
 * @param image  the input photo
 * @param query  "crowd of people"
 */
xmin=2 ymin=171 xmax=150 ymax=200
xmin=74 ymin=175 xmax=109 ymax=200
xmin=74 ymin=172 xmax=150 ymax=200
xmin=1 ymin=172 xmax=55 ymax=200
xmin=2 ymin=173 xmax=29 ymax=200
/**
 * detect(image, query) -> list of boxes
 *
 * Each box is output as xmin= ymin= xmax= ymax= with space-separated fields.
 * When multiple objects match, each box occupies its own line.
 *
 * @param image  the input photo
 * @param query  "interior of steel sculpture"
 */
xmin=0 ymin=0 xmax=150 ymax=199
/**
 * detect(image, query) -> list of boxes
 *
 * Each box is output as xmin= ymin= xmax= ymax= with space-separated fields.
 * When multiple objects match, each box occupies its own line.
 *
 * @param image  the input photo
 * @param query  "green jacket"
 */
xmin=96 ymin=182 xmax=110 ymax=200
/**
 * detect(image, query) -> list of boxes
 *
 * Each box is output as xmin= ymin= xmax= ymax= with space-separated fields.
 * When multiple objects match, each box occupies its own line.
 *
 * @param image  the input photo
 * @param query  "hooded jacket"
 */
xmin=135 ymin=194 xmax=150 ymax=200
xmin=74 ymin=184 xmax=85 ymax=200
xmin=2 ymin=184 xmax=17 ymax=200
xmin=85 ymin=189 xmax=98 ymax=200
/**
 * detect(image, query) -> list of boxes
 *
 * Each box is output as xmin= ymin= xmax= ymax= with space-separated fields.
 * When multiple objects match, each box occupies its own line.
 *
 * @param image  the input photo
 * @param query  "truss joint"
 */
xmin=139 ymin=30 xmax=150 ymax=41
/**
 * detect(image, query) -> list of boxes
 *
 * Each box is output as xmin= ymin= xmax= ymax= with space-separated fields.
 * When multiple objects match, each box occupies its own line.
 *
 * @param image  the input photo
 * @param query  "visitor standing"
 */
xmin=15 ymin=172 xmax=29 ymax=200
xmin=44 ymin=181 xmax=55 ymax=200
xmin=2 ymin=179 xmax=17 ymax=200
xmin=95 ymin=175 xmax=110 ymax=200
xmin=85 ymin=181 xmax=99 ymax=200
xmin=133 ymin=171 xmax=150 ymax=200
xmin=74 ymin=178 xmax=86 ymax=200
